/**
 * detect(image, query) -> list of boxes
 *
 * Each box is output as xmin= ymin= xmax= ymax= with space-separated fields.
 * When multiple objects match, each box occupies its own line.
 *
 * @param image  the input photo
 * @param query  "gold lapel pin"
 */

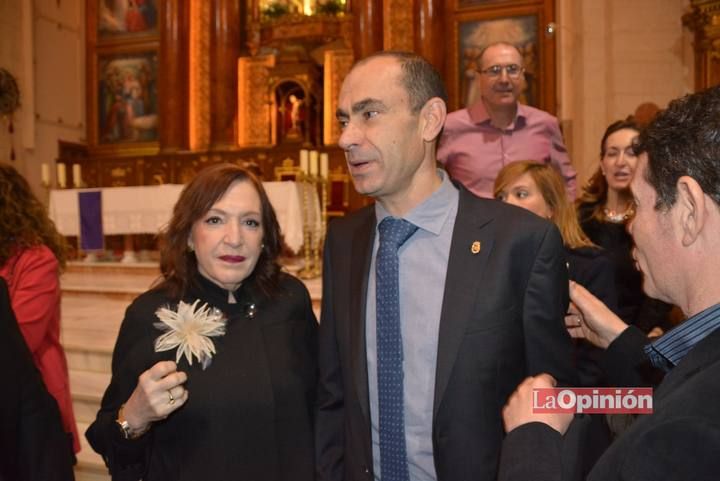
xmin=471 ymin=241 xmax=481 ymax=254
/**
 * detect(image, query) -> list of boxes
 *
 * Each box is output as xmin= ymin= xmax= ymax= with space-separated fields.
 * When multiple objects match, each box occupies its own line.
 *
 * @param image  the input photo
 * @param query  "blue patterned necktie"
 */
xmin=376 ymin=216 xmax=418 ymax=481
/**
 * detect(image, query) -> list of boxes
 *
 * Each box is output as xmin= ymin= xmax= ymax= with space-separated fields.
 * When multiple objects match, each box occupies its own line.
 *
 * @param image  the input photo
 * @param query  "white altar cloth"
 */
xmin=48 ymin=182 xmax=320 ymax=253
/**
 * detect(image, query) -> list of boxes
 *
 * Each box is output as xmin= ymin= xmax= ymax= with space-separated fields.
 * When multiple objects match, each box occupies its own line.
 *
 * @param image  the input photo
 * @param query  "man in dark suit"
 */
xmin=0 ymin=277 xmax=75 ymax=481
xmin=500 ymin=86 xmax=720 ymax=480
xmin=316 ymin=51 xmax=576 ymax=481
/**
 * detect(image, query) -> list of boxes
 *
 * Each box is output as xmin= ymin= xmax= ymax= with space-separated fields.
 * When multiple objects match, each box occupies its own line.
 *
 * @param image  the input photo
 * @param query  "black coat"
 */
xmin=578 ymin=203 xmax=672 ymax=332
xmin=566 ymin=246 xmax=618 ymax=387
xmin=0 ymin=277 xmax=75 ymax=481
xmin=499 ymin=325 xmax=720 ymax=481
xmin=86 ymin=273 xmax=318 ymax=481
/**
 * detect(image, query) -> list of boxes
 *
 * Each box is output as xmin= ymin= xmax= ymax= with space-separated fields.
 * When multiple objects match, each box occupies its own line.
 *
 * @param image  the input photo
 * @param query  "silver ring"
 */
xmin=168 ymin=390 xmax=175 ymax=405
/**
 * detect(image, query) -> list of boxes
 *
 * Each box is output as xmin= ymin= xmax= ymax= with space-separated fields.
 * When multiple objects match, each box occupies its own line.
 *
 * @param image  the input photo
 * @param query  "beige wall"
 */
xmin=557 ymin=0 xmax=694 ymax=190
xmin=0 ymin=0 xmax=84 ymax=201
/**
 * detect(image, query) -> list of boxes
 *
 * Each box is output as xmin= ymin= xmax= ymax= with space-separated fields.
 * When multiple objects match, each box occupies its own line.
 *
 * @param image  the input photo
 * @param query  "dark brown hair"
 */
xmin=356 ymin=51 xmax=448 ymax=113
xmin=156 ymin=163 xmax=282 ymax=299
xmin=0 ymin=163 xmax=67 ymax=268
xmin=576 ymin=119 xmax=640 ymax=223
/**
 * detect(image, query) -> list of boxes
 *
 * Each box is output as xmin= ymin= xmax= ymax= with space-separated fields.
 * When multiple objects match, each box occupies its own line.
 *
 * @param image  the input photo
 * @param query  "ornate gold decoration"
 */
xmin=323 ymin=49 xmax=354 ymax=145
xmin=383 ymin=0 xmax=414 ymax=51
xmin=238 ymin=55 xmax=276 ymax=147
xmin=190 ymin=0 xmax=211 ymax=150
xmin=275 ymin=157 xmax=303 ymax=181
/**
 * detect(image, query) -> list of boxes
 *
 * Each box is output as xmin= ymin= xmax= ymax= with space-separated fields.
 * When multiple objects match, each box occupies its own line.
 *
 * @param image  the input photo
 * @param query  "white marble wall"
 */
xmin=557 ymin=0 xmax=694 ymax=188
xmin=0 ymin=0 xmax=85 ymax=201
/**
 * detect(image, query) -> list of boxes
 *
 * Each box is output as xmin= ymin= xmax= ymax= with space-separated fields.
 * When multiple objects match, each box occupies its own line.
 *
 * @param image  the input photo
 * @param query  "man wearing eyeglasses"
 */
xmin=438 ymin=42 xmax=577 ymax=199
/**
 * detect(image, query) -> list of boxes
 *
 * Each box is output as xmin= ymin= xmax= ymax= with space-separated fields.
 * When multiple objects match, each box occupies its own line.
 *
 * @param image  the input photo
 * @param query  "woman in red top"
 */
xmin=0 ymin=163 xmax=80 ymax=455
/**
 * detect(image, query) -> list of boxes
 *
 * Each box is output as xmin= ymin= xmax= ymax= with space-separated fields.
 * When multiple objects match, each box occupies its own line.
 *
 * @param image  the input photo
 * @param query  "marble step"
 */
xmin=62 ymin=260 xmax=322 ymax=301
xmin=69 ymin=369 xmax=109 ymax=423
xmin=61 ymin=293 xmax=126 ymax=372
xmin=66 ymin=260 xmax=161 ymax=276
xmin=75 ymin=421 xmax=110 ymax=481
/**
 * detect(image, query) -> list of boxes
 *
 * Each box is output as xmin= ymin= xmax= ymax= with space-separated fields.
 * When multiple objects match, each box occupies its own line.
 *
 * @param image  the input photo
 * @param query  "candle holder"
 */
xmin=297 ymin=173 xmax=319 ymax=279
xmin=312 ymin=177 xmax=328 ymax=277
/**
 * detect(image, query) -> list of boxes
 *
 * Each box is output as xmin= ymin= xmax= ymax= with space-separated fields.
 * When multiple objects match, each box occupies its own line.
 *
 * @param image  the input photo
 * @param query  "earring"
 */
xmin=188 ymin=243 xmax=194 ymax=252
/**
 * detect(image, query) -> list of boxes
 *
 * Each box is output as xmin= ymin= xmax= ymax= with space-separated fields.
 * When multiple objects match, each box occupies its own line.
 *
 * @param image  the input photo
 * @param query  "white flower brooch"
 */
xmin=154 ymin=300 xmax=227 ymax=370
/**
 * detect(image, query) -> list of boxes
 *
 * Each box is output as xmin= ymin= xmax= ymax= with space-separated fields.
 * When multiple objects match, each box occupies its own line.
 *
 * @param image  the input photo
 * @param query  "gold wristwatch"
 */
xmin=115 ymin=405 xmax=147 ymax=440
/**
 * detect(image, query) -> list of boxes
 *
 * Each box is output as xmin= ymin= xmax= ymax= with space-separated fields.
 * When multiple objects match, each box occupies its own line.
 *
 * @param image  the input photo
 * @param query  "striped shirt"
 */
xmin=644 ymin=303 xmax=720 ymax=371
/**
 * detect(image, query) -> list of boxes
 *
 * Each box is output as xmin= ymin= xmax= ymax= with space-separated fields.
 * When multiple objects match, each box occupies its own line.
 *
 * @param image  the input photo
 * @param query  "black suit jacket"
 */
xmin=316 ymin=187 xmax=576 ymax=481
xmin=499 ymin=325 xmax=720 ymax=481
xmin=0 ymin=277 xmax=75 ymax=481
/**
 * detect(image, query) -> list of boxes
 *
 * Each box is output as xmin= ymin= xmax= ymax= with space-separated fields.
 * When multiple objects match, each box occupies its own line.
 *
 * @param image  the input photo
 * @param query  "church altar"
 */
xmin=48 ymin=181 xmax=321 ymax=254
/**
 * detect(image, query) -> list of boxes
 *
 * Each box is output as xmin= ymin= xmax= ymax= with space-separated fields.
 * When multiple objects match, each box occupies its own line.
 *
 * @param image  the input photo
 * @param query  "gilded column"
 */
xmin=383 ymin=0 xmax=413 ymax=52
xmin=159 ymin=0 xmax=190 ymax=151
xmin=414 ymin=0 xmax=444 ymax=74
xmin=189 ymin=0 xmax=211 ymax=150
xmin=352 ymin=0 xmax=383 ymax=60
xmin=209 ymin=0 xmax=241 ymax=148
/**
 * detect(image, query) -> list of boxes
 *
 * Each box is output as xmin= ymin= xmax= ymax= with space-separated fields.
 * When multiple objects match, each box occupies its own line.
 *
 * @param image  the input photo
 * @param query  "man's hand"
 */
xmin=502 ymin=373 xmax=573 ymax=435
xmin=565 ymin=281 xmax=629 ymax=349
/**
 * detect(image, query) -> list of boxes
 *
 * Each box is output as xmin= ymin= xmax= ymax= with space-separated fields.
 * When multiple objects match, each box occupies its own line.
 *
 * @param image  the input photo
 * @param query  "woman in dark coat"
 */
xmin=86 ymin=164 xmax=318 ymax=481
xmin=576 ymin=119 xmax=672 ymax=334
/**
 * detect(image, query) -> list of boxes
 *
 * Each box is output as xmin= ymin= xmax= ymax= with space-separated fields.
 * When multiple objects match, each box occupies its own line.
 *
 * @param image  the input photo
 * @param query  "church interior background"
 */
xmin=1 ymin=0 xmax=719 ymax=479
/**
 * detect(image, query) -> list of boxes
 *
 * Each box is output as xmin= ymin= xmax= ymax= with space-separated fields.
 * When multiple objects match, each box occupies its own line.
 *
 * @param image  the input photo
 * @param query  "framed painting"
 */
xmin=97 ymin=0 xmax=159 ymax=38
xmin=89 ymin=49 xmax=160 ymax=152
xmin=447 ymin=2 xmax=556 ymax=114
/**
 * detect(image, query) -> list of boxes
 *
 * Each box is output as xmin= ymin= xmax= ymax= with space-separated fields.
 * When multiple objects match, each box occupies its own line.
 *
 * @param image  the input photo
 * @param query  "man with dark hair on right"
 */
xmin=499 ymin=85 xmax=720 ymax=480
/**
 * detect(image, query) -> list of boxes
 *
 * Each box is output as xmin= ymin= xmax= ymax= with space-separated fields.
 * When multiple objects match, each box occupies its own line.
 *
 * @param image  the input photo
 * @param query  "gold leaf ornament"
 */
xmin=154 ymin=300 xmax=227 ymax=370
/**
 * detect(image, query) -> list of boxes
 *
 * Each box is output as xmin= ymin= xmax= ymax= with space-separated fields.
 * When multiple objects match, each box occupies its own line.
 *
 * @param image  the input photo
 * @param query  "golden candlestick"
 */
xmin=297 ymin=173 xmax=318 ymax=279
xmin=313 ymin=177 xmax=328 ymax=276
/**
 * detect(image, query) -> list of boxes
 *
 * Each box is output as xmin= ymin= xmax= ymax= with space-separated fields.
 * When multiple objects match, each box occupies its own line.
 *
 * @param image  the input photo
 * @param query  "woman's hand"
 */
xmin=122 ymin=361 xmax=188 ymax=434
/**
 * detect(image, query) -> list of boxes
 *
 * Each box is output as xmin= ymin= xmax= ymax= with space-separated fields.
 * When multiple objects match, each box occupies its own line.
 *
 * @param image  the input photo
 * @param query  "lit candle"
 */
xmin=41 ymin=163 xmax=49 ymax=185
xmin=300 ymin=149 xmax=309 ymax=174
xmin=320 ymin=153 xmax=329 ymax=179
xmin=310 ymin=150 xmax=319 ymax=177
xmin=72 ymin=164 xmax=82 ymax=188
xmin=57 ymin=163 xmax=67 ymax=188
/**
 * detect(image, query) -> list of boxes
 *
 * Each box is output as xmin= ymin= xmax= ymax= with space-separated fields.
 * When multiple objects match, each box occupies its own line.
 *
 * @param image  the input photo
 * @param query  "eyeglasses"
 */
xmin=479 ymin=64 xmax=524 ymax=79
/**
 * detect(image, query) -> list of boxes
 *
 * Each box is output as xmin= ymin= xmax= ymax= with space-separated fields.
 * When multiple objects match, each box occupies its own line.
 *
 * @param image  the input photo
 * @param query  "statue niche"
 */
xmin=272 ymin=79 xmax=317 ymax=146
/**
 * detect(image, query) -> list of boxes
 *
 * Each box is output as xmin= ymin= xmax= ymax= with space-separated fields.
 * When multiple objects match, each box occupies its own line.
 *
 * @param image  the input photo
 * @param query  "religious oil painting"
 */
xmin=458 ymin=15 xmax=539 ymax=108
xmin=98 ymin=52 xmax=159 ymax=144
xmin=98 ymin=0 xmax=158 ymax=36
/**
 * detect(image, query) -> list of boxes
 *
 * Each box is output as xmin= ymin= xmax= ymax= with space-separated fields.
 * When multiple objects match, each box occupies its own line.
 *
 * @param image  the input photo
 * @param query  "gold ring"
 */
xmin=168 ymin=390 xmax=175 ymax=405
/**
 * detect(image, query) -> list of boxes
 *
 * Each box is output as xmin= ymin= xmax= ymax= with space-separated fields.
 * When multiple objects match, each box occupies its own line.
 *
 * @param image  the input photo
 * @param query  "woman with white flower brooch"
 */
xmin=86 ymin=164 xmax=318 ymax=481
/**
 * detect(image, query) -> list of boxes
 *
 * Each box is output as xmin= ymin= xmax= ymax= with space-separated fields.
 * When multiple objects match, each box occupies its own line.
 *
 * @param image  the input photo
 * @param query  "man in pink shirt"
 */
xmin=438 ymin=42 xmax=577 ymax=199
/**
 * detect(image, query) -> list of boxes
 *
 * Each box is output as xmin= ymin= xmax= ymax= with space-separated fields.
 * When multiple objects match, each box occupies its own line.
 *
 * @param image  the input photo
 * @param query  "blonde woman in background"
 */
xmin=495 ymin=161 xmax=617 ymax=478
xmin=494 ymin=161 xmax=618 ymax=386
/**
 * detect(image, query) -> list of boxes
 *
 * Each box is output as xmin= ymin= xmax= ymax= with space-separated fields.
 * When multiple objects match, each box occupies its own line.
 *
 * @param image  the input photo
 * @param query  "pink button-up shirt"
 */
xmin=438 ymin=101 xmax=577 ymax=199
